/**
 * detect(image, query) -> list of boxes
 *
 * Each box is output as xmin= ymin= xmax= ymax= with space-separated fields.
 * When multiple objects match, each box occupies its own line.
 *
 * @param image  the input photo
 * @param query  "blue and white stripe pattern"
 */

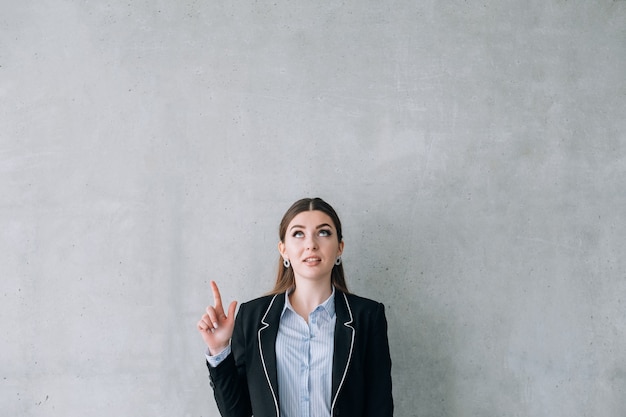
xmin=275 ymin=289 xmax=336 ymax=417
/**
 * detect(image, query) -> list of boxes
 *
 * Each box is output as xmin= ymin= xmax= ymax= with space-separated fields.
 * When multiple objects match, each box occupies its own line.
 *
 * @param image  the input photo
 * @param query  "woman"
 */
xmin=197 ymin=197 xmax=393 ymax=417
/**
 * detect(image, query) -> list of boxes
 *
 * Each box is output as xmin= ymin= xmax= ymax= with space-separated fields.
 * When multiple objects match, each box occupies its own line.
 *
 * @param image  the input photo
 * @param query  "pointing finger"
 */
xmin=211 ymin=280 xmax=223 ymax=312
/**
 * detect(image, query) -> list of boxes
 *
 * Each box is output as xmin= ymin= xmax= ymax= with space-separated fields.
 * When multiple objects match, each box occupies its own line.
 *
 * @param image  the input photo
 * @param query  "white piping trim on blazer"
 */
xmin=258 ymin=294 xmax=280 ymax=417
xmin=331 ymin=292 xmax=355 ymax=413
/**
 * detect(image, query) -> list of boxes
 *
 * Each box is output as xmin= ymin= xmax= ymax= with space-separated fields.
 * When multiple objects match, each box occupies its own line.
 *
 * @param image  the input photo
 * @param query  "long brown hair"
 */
xmin=269 ymin=197 xmax=349 ymax=294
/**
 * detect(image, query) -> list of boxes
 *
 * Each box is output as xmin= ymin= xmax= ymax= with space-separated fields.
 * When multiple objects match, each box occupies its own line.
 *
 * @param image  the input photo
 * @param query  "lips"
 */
xmin=303 ymin=257 xmax=321 ymax=263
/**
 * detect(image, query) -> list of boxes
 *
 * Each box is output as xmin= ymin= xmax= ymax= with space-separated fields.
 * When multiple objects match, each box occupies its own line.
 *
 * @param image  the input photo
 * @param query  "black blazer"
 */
xmin=207 ymin=290 xmax=393 ymax=417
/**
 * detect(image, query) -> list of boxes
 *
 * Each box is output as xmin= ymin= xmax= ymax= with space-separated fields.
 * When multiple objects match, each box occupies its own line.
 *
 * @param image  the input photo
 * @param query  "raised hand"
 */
xmin=197 ymin=280 xmax=238 ymax=355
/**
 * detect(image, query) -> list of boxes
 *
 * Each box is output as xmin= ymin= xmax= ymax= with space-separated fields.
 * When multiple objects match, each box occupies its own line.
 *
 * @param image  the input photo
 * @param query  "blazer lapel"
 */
xmin=257 ymin=293 xmax=284 ymax=417
xmin=331 ymin=291 xmax=355 ymax=410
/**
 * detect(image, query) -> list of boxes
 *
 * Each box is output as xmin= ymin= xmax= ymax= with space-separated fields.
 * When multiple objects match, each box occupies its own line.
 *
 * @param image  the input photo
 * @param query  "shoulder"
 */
xmin=337 ymin=292 xmax=389 ymax=334
xmin=238 ymin=293 xmax=283 ymax=317
xmin=339 ymin=291 xmax=386 ymax=317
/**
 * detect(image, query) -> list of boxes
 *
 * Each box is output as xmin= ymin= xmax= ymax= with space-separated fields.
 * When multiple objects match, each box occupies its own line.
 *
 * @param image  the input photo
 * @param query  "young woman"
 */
xmin=197 ymin=198 xmax=393 ymax=417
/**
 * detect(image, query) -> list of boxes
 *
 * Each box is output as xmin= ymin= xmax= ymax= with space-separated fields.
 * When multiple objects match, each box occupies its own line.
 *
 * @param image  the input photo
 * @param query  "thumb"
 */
xmin=227 ymin=300 xmax=238 ymax=319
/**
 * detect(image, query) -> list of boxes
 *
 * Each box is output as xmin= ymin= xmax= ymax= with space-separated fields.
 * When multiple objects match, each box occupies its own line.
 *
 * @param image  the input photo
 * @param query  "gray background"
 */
xmin=2 ymin=1 xmax=625 ymax=416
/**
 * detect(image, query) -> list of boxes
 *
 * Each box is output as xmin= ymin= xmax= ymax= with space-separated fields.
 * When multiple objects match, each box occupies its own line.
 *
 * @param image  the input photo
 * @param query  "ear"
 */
xmin=278 ymin=241 xmax=287 ymax=259
xmin=337 ymin=240 xmax=344 ymax=257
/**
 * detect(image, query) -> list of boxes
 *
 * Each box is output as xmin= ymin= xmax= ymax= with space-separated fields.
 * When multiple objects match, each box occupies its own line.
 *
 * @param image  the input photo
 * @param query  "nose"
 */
xmin=305 ymin=234 xmax=318 ymax=250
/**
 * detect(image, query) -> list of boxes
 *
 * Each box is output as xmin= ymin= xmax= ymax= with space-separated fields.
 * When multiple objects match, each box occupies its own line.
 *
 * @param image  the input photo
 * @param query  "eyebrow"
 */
xmin=289 ymin=223 xmax=333 ymax=231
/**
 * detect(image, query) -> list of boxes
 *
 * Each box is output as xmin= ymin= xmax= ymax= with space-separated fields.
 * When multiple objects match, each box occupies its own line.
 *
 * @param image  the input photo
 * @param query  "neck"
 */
xmin=289 ymin=277 xmax=333 ymax=320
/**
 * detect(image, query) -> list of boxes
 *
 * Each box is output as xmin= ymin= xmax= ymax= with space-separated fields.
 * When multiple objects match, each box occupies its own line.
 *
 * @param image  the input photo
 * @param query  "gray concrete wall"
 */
xmin=2 ymin=1 xmax=625 ymax=416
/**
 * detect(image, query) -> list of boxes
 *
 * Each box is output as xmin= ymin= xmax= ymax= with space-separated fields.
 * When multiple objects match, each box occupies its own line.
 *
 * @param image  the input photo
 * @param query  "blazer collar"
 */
xmin=257 ymin=290 xmax=356 ymax=415
xmin=258 ymin=294 xmax=284 ymax=417
xmin=331 ymin=291 xmax=355 ymax=411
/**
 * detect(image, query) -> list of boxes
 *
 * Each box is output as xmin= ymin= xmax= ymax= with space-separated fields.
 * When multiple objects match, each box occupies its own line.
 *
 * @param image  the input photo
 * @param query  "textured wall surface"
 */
xmin=2 ymin=1 xmax=625 ymax=416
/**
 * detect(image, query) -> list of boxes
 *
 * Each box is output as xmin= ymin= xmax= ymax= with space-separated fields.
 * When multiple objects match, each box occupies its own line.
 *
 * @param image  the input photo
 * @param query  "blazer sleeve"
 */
xmin=364 ymin=302 xmax=394 ymax=417
xmin=207 ymin=303 xmax=252 ymax=417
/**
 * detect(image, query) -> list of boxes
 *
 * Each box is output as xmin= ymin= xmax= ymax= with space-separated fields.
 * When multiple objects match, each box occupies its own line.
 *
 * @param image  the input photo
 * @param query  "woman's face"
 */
xmin=279 ymin=210 xmax=344 ymax=285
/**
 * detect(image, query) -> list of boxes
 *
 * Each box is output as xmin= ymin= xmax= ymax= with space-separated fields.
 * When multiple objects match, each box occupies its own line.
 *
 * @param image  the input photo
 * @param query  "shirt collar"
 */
xmin=282 ymin=286 xmax=336 ymax=318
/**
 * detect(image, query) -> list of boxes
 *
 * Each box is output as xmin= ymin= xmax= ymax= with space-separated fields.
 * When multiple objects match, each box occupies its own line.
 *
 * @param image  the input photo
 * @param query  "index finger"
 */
xmin=210 ymin=280 xmax=223 ymax=310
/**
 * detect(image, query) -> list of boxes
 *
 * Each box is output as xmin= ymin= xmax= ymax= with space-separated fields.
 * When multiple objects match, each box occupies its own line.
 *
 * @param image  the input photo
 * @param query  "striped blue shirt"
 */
xmin=206 ymin=288 xmax=336 ymax=417
xmin=276 ymin=288 xmax=336 ymax=417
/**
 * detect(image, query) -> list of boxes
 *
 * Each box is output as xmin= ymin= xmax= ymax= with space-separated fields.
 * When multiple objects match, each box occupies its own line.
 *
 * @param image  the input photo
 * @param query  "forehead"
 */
xmin=288 ymin=210 xmax=335 ymax=228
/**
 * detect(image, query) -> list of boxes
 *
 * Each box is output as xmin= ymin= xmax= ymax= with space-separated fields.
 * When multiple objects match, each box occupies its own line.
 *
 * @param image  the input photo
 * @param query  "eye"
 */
xmin=292 ymin=230 xmax=304 ymax=238
xmin=318 ymin=229 xmax=332 ymax=237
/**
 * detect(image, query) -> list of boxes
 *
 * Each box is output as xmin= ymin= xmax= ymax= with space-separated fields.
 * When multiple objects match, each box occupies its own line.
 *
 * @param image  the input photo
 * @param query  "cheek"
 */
xmin=324 ymin=242 xmax=340 ymax=253
xmin=283 ymin=240 xmax=301 ymax=253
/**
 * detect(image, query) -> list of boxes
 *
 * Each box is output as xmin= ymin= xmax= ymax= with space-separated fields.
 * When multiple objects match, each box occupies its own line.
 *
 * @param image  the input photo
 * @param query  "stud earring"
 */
xmin=283 ymin=259 xmax=291 ymax=268
xmin=335 ymin=256 xmax=342 ymax=266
